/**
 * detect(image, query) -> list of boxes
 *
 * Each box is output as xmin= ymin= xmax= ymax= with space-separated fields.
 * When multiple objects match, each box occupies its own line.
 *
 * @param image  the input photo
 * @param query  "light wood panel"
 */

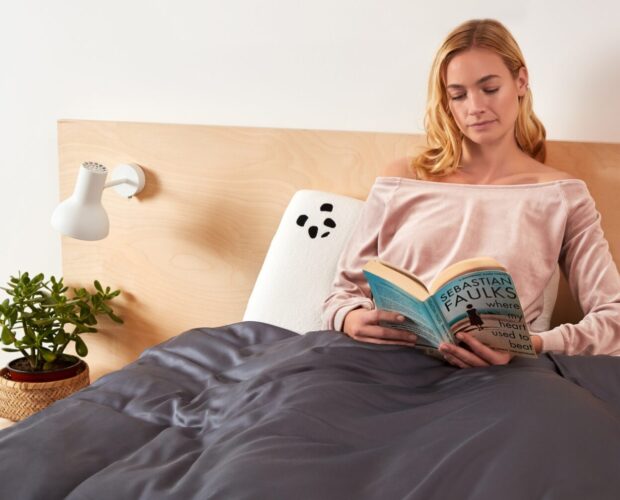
xmin=58 ymin=120 xmax=423 ymax=380
xmin=57 ymin=120 xmax=620 ymax=380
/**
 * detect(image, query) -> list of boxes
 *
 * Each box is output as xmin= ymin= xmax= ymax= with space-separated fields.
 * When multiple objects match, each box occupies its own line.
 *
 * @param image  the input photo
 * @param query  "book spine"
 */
xmin=363 ymin=270 xmax=443 ymax=347
xmin=427 ymin=296 xmax=451 ymax=341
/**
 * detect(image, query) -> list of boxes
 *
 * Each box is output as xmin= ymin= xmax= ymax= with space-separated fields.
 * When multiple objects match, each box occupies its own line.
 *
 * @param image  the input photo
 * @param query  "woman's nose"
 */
xmin=467 ymin=94 xmax=487 ymax=116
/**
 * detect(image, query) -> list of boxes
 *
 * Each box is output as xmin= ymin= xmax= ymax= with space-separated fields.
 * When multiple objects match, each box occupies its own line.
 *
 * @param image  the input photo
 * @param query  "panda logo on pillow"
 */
xmin=296 ymin=203 xmax=337 ymax=239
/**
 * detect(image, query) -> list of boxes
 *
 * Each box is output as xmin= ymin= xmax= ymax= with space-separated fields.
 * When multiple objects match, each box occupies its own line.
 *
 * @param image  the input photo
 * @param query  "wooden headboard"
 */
xmin=58 ymin=120 xmax=620 ymax=380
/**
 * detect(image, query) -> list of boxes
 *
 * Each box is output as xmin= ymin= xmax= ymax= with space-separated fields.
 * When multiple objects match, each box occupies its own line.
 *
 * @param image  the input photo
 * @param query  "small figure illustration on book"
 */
xmin=466 ymin=304 xmax=484 ymax=331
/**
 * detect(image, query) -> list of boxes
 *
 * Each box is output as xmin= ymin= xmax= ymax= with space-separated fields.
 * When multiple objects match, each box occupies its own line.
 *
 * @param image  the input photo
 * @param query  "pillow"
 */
xmin=243 ymin=189 xmax=560 ymax=334
xmin=243 ymin=190 xmax=365 ymax=333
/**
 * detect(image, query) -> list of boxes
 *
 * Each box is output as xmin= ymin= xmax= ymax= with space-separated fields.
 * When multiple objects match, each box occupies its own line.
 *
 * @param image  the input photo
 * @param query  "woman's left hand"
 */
xmin=439 ymin=332 xmax=513 ymax=368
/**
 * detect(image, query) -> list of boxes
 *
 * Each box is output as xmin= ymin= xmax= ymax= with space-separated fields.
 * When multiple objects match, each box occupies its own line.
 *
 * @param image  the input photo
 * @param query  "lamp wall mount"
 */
xmin=106 ymin=163 xmax=146 ymax=198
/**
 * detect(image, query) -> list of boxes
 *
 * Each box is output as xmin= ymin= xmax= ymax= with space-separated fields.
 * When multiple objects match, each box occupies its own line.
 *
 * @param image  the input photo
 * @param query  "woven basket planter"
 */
xmin=0 ymin=363 xmax=90 ymax=422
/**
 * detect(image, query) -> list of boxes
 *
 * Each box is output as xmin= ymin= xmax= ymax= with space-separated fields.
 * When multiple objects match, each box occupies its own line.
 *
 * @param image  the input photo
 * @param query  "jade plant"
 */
xmin=0 ymin=272 xmax=122 ymax=372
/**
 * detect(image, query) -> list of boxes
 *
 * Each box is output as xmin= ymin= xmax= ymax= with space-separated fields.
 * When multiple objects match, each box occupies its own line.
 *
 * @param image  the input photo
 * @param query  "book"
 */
xmin=362 ymin=256 xmax=536 ymax=358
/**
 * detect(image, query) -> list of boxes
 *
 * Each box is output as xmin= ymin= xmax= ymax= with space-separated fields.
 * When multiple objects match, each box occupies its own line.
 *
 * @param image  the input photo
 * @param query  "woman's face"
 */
xmin=445 ymin=48 xmax=528 ymax=146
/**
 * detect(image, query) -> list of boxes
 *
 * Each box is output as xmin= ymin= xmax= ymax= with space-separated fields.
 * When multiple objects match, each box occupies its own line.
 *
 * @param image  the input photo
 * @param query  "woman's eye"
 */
xmin=484 ymin=88 xmax=499 ymax=94
xmin=450 ymin=94 xmax=465 ymax=101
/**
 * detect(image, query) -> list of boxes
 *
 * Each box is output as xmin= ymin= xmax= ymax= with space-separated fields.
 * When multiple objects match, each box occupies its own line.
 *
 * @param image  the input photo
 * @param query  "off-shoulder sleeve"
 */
xmin=320 ymin=179 xmax=397 ymax=331
xmin=539 ymin=182 xmax=620 ymax=355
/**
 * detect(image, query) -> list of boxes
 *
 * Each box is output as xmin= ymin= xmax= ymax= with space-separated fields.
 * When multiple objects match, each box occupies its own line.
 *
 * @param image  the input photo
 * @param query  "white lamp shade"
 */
xmin=51 ymin=162 xmax=110 ymax=241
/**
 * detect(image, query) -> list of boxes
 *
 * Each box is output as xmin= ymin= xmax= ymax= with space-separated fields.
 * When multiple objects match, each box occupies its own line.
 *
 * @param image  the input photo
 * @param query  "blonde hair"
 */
xmin=412 ymin=19 xmax=546 ymax=179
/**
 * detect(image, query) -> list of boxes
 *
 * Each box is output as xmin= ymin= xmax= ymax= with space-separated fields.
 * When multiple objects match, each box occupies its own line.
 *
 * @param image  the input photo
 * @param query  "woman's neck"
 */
xmin=459 ymin=136 xmax=532 ymax=183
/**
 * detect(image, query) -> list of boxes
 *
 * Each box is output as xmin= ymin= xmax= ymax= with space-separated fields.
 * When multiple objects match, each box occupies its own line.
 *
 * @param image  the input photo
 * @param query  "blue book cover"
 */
xmin=362 ymin=257 xmax=536 ymax=358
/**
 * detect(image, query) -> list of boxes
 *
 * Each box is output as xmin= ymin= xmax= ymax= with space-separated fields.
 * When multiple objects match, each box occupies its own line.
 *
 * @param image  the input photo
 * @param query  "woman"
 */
xmin=321 ymin=19 xmax=620 ymax=367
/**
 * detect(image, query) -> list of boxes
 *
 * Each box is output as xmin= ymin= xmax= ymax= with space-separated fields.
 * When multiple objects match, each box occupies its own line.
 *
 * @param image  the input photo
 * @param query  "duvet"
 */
xmin=1 ymin=321 xmax=619 ymax=500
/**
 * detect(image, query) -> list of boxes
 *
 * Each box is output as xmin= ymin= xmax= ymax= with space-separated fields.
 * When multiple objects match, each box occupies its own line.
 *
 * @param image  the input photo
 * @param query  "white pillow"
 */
xmin=243 ymin=190 xmax=365 ymax=333
xmin=243 ymin=189 xmax=560 ymax=334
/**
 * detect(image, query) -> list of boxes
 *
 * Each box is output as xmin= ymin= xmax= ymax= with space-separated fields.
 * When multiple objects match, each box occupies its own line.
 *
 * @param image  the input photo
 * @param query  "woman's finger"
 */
xmin=376 ymin=310 xmax=407 ymax=324
xmin=356 ymin=335 xmax=418 ymax=347
xmin=439 ymin=342 xmax=490 ymax=367
xmin=376 ymin=311 xmax=420 ymax=342
xmin=442 ymin=351 xmax=471 ymax=368
xmin=345 ymin=309 xmax=420 ymax=346
xmin=456 ymin=332 xmax=512 ymax=365
xmin=364 ymin=324 xmax=418 ymax=344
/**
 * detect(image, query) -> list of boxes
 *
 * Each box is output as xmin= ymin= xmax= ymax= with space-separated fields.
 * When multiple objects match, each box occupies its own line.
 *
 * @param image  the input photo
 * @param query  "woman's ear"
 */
xmin=517 ymin=66 xmax=529 ymax=97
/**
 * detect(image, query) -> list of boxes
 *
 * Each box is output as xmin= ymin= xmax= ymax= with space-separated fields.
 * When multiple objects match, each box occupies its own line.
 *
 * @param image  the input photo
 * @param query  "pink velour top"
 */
xmin=321 ymin=176 xmax=620 ymax=356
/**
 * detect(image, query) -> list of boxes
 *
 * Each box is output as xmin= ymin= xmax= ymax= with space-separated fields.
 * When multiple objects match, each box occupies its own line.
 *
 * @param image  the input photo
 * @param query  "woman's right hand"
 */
xmin=342 ymin=308 xmax=418 ymax=347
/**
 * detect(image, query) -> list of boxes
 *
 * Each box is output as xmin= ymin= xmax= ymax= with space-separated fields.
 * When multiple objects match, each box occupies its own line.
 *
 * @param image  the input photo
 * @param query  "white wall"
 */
xmin=1 ymin=0 xmax=619 ymax=365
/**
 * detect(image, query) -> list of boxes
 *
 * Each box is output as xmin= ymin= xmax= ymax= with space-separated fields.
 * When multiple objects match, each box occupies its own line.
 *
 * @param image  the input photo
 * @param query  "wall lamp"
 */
xmin=51 ymin=162 xmax=146 ymax=241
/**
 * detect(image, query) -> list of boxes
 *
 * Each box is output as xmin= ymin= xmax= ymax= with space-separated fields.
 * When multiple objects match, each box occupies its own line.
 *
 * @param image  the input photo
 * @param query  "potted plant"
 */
xmin=0 ymin=272 xmax=122 ymax=420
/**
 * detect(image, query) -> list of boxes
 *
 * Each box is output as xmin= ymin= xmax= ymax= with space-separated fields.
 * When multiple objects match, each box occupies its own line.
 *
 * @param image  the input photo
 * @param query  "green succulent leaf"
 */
xmin=54 ymin=330 xmax=67 ymax=346
xmin=108 ymin=312 xmax=124 ymax=324
xmin=75 ymin=336 xmax=88 ymax=357
xmin=40 ymin=348 xmax=57 ymax=363
xmin=2 ymin=326 xmax=14 ymax=344
xmin=24 ymin=326 xmax=36 ymax=341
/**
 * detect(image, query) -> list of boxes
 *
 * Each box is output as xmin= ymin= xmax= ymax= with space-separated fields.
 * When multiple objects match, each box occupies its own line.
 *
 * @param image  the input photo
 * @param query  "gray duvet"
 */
xmin=1 ymin=321 xmax=619 ymax=499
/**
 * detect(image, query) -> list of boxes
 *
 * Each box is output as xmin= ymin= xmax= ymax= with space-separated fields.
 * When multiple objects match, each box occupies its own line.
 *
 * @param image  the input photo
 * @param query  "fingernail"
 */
xmin=397 ymin=315 xmax=405 ymax=321
xmin=456 ymin=333 xmax=463 ymax=340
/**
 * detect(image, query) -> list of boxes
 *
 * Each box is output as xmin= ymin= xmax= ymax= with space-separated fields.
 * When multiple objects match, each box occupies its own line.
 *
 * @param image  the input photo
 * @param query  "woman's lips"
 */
xmin=470 ymin=120 xmax=496 ymax=129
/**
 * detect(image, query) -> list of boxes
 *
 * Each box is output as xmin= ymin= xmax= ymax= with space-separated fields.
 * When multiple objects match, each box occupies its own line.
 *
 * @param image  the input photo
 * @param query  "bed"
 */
xmin=0 ymin=120 xmax=619 ymax=499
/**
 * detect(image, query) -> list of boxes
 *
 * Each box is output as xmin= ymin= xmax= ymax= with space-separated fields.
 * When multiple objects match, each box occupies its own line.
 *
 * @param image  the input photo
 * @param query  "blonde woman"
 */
xmin=321 ymin=19 xmax=620 ymax=367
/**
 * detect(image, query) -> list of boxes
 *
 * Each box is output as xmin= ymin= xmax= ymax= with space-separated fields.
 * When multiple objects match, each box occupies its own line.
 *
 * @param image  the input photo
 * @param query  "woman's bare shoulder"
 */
xmin=530 ymin=161 xmax=575 ymax=182
xmin=379 ymin=157 xmax=417 ymax=179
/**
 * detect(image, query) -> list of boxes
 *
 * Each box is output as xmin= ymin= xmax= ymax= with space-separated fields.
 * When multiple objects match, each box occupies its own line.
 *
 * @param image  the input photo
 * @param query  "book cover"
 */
xmin=362 ymin=257 xmax=537 ymax=358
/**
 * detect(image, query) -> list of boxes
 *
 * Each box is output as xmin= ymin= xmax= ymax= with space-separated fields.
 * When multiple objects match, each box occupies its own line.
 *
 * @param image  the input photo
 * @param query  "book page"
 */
xmin=364 ymin=272 xmax=446 ymax=348
xmin=429 ymin=256 xmax=504 ymax=295
xmin=363 ymin=260 xmax=429 ymax=301
xmin=430 ymin=269 xmax=536 ymax=357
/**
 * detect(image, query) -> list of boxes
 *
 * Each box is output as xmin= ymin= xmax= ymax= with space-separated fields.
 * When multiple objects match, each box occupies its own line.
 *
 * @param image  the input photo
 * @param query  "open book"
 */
xmin=362 ymin=257 xmax=536 ymax=358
